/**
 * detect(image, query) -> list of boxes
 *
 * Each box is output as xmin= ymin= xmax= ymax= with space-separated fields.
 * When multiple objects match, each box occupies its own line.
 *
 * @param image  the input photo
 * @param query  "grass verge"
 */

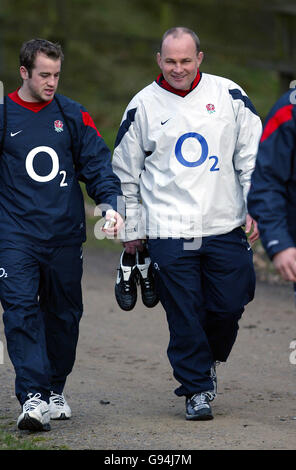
xmin=0 ymin=424 xmax=69 ymax=450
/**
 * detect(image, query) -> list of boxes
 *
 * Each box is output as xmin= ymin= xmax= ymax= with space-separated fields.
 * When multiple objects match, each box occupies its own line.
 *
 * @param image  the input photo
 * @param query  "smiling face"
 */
xmin=157 ymin=33 xmax=203 ymax=91
xmin=19 ymin=52 xmax=61 ymax=102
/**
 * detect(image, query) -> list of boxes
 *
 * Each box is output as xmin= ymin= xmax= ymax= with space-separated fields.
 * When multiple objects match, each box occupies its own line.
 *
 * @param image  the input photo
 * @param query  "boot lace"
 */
xmin=191 ymin=391 xmax=215 ymax=408
xmin=50 ymin=392 xmax=65 ymax=407
xmin=23 ymin=393 xmax=43 ymax=412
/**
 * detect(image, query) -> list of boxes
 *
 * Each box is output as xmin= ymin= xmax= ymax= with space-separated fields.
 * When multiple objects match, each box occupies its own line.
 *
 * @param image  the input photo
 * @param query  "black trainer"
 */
xmin=185 ymin=392 xmax=214 ymax=421
xmin=115 ymin=250 xmax=138 ymax=311
xmin=136 ymin=247 xmax=159 ymax=308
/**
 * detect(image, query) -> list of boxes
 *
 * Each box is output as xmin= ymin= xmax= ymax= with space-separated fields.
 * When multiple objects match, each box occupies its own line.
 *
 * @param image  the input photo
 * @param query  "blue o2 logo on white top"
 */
xmin=175 ymin=132 xmax=219 ymax=171
xmin=175 ymin=132 xmax=208 ymax=167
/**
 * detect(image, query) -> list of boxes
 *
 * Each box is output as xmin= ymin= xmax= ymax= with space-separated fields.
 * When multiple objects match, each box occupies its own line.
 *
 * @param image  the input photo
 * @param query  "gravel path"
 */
xmin=0 ymin=247 xmax=296 ymax=450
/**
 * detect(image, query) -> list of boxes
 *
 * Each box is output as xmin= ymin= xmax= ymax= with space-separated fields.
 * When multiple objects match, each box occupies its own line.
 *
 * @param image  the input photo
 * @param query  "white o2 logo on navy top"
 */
xmin=25 ymin=146 xmax=68 ymax=186
xmin=175 ymin=132 xmax=219 ymax=171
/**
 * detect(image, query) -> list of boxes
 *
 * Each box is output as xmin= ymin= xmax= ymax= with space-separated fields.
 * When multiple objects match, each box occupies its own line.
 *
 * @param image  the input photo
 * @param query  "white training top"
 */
xmin=112 ymin=72 xmax=262 ymax=240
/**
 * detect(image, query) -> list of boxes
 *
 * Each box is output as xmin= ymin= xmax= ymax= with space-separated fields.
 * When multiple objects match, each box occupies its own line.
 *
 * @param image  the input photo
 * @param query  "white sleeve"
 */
xmin=230 ymin=86 xmax=262 ymax=205
xmin=112 ymin=98 xmax=146 ymax=241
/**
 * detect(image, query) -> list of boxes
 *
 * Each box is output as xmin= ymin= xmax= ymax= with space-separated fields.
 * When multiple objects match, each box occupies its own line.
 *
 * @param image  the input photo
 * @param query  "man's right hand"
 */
xmin=123 ymin=239 xmax=144 ymax=254
xmin=273 ymin=247 xmax=296 ymax=282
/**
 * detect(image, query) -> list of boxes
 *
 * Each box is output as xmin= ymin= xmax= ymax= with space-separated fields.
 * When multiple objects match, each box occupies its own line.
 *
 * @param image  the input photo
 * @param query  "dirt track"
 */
xmin=0 ymin=247 xmax=296 ymax=450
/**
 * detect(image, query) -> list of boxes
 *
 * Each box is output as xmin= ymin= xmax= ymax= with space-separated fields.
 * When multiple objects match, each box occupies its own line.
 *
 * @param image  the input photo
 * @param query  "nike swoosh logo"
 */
xmin=41 ymin=410 xmax=49 ymax=415
xmin=161 ymin=119 xmax=170 ymax=125
xmin=10 ymin=130 xmax=23 ymax=137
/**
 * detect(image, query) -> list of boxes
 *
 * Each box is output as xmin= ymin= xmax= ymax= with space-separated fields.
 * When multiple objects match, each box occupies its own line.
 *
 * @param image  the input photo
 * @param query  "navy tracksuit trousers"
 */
xmin=147 ymin=227 xmax=255 ymax=397
xmin=0 ymin=243 xmax=83 ymax=405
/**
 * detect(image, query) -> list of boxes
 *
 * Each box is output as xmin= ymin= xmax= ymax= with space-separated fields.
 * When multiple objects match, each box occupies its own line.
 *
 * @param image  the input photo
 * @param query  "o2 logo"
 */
xmin=0 ymin=268 xmax=7 ymax=278
xmin=25 ymin=146 xmax=68 ymax=187
xmin=175 ymin=132 xmax=219 ymax=171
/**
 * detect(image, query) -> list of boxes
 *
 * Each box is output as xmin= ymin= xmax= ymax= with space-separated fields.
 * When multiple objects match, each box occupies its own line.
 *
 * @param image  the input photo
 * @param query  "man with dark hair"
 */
xmin=0 ymin=38 xmax=123 ymax=431
xmin=112 ymin=27 xmax=261 ymax=421
xmin=19 ymin=38 xmax=64 ymax=77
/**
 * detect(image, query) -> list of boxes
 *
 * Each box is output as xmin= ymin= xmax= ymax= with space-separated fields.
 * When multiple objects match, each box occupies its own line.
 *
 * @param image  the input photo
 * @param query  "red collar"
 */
xmin=156 ymin=71 xmax=201 ymax=97
xmin=8 ymin=89 xmax=53 ymax=112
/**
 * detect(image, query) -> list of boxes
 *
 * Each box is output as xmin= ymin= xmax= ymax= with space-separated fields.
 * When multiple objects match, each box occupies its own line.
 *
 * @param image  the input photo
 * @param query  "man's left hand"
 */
xmin=102 ymin=209 xmax=124 ymax=236
xmin=245 ymin=213 xmax=259 ymax=244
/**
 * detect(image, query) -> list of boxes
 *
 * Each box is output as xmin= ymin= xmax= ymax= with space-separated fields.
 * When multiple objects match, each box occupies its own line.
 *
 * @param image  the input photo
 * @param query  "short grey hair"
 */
xmin=160 ymin=27 xmax=201 ymax=55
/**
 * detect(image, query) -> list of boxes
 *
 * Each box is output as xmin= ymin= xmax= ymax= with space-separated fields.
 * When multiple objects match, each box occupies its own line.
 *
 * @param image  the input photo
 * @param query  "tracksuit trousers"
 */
xmin=147 ymin=227 xmax=255 ymax=397
xmin=0 ymin=242 xmax=83 ymax=405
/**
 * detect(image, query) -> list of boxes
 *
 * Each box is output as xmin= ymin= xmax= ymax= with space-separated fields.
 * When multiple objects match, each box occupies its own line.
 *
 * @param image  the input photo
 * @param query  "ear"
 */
xmin=197 ymin=51 xmax=204 ymax=68
xmin=20 ymin=66 xmax=29 ymax=81
xmin=156 ymin=52 xmax=162 ymax=69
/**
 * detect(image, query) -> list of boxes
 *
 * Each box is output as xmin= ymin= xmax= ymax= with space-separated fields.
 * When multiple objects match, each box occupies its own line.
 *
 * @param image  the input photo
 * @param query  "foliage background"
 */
xmin=1 ymin=0 xmax=295 ymax=275
xmin=1 ymin=0 xmax=295 ymax=141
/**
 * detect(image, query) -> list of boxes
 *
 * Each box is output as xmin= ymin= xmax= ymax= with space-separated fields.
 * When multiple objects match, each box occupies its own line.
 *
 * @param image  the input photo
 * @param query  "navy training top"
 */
xmin=0 ymin=91 xmax=122 ymax=246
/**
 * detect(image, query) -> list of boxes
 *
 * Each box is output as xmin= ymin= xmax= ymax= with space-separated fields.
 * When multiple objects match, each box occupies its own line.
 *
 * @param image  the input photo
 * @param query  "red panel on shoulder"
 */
xmin=261 ymin=104 xmax=293 ymax=142
xmin=81 ymin=111 xmax=101 ymax=136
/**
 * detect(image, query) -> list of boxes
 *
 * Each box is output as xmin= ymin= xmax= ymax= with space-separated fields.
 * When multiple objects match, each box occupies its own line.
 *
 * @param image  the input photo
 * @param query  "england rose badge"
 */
xmin=54 ymin=120 xmax=64 ymax=132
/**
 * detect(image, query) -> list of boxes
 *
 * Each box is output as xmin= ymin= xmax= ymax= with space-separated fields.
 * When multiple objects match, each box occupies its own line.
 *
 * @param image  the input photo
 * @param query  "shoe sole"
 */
xmin=142 ymin=297 xmax=159 ymax=308
xmin=50 ymin=412 xmax=71 ymax=420
xmin=186 ymin=409 xmax=214 ymax=421
xmin=18 ymin=414 xmax=51 ymax=431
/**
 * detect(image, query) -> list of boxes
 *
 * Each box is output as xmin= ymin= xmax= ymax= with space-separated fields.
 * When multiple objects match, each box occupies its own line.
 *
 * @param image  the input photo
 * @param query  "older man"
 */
xmin=112 ymin=27 xmax=261 ymax=420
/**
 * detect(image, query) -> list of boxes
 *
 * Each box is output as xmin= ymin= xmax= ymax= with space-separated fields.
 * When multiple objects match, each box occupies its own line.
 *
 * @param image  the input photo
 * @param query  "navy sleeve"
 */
xmin=61 ymin=97 xmax=123 ymax=215
xmin=247 ymin=91 xmax=296 ymax=258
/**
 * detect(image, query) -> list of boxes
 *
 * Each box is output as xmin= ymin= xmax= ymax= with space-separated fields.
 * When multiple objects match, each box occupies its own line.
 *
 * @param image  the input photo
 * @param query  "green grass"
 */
xmin=0 ymin=424 xmax=69 ymax=450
